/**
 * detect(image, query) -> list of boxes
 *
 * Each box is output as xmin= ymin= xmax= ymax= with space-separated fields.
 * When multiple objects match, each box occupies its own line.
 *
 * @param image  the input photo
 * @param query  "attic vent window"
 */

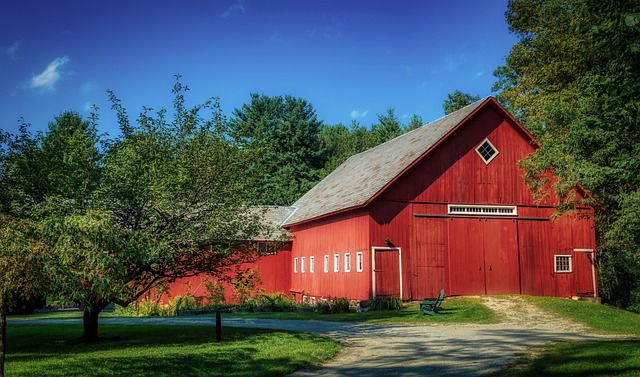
xmin=448 ymin=204 xmax=518 ymax=216
xmin=476 ymin=139 xmax=499 ymax=164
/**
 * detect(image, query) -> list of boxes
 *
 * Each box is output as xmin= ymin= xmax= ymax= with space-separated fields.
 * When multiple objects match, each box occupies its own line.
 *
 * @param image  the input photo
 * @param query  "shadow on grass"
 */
xmin=6 ymin=324 xmax=339 ymax=377
xmin=492 ymin=340 xmax=640 ymax=377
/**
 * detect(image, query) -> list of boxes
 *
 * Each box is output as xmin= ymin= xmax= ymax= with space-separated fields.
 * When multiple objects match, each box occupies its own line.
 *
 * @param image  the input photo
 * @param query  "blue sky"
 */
xmin=0 ymin=1 xmax=517 ymax=137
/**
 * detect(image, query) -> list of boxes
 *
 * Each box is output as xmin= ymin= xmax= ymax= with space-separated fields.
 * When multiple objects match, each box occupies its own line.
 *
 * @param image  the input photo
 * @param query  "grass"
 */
xmin=222 ymin=296 xmax=498 ymax=324
xmin=493 ymin=296 xmax=640 ymax=377
xmin=5 ymin=324 xmax=340 ymax=377
xmin=522 ymin=295 xmax=640 ymax=336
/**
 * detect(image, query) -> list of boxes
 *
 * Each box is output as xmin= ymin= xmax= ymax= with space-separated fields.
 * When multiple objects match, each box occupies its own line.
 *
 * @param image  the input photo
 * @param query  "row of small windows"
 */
xmin=294 ymin=252 xmax=364 ymax=273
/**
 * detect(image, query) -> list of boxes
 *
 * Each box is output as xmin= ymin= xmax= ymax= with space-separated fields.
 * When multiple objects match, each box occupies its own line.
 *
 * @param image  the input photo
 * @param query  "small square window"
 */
xmin=301 ymin=257 xmax=305 ymax=273
xmin=476 ymin=139 xmax=499 ymax=164
xmin=309 ymin=256 xmax=315 ymax=273
xmin=294 ymin=257 xmax=298 ymax=273
xmin=334 ymin=254 xmax=340 ymax=272
xmin=555 ymin=255 xmax=572 ymax=273
xmin=344 ymin=253 xmax=351 ymax=272
xmin=356 ymin=252 xmax=364 ymax=272
xmin=324 ymin=255 xmax=329 ymax=273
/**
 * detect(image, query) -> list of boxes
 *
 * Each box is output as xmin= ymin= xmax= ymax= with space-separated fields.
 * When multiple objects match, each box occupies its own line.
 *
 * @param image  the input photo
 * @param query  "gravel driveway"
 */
xmin=9 ymin=296 xmax=616 ymax=376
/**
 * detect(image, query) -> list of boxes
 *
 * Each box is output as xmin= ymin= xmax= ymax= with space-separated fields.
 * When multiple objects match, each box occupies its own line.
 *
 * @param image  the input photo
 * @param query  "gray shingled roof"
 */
xmin=249 ymin=205 xmax=296 ymax=240
xmin=283 ymin=97 xmax=491 ymax=226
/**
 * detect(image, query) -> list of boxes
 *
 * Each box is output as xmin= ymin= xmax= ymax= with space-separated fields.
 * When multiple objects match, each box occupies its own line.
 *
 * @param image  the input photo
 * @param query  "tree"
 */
xmin=442 ymin=90 xmax=481 ymax=115
xmin=229 ymin=94 xmax=325 ymax=206
xmin=318 ymin=120 xmax=377 ymax=179
xmin=75 ymin=78 xmax=266 ymax=339
xmin=0 ymin=218 xmax=47 ymax=377
xmin=493 ymin=0 xmax=640 ymax=308
xmin=371 ymin=108 xmax=403 ymax=144
xmin=404 ymin=114 xmax=424 ymax=132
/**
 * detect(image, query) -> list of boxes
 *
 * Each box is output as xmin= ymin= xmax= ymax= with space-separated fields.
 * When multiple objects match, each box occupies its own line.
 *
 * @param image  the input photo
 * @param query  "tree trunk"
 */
xmin=0 ymin=291 xmax=7 ymax=377
xmin=82 ymin=298 xmax=109 ymax=341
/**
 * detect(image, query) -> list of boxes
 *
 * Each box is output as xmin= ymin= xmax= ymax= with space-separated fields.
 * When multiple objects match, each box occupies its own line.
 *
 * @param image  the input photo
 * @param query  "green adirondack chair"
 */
xmin=420 ymin=289 xmax=445 ymax=315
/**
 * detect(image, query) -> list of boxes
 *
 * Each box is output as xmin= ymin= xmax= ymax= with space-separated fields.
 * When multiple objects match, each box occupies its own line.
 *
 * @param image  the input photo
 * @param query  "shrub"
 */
xmin=114 ymin=299 xmax=175 ymax=317
xmin=314 ymin=297 xmax=351 ymax=314
xmin=628 ymin=289 xmax=640 ymax=314
xmin=257 ymin=292 xmax=296 ymax=310
xmin=368 ymin=296 xmax=403 ymax=311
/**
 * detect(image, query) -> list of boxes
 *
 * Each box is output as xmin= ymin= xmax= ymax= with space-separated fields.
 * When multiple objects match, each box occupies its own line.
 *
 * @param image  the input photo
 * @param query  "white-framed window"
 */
xmin=475 ymin=138 xmax=499 ymax=164
xmin=309 ymin=256 xmax=315 ymax=273
xmin=301 ymin=257 xmax=306 ymax=273
xmin=324 ymin=255 xmax=329 ymax=273
xmin=448 ymin=204 xmax=517 ymax=216
xmin=555 ymin=255 xmax=572 ymax=273
xmin=334 ymin=253 xmax=340 ymax=272
xmin=356 ymin=252 xmax=364 ymax=272
xmin=344 ymin=253 xmax=351 ymax=272
xmin=294 ymin=257 xmax=298 ymax=273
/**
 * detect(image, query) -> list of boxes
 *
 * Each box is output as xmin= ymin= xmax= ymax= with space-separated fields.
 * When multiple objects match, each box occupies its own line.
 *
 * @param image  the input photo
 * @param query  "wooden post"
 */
xmin=215 ymin=310 xmax=221 ymax=342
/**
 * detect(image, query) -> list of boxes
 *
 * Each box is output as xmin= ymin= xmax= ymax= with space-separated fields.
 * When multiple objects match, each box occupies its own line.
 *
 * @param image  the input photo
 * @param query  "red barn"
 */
xmin=283 ymin=97 xmax=597 ymax=301
xmin=165 ymin=97 xmax=597 ymax=303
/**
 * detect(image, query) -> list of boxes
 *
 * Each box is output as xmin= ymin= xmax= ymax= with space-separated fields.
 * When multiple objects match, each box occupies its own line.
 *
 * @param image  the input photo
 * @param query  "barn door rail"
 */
xmin=413 ymin=213 xmax=550 ymax=221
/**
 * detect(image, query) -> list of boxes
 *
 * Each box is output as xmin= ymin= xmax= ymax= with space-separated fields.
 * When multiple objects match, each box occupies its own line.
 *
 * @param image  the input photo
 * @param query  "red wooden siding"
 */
xmin=161 ymin=249 xmax=292 ymax=304
xmin=373 ymin=248 xmax=402 ymax=296
xmin=289 ymin=209 xmax=371 ymax=300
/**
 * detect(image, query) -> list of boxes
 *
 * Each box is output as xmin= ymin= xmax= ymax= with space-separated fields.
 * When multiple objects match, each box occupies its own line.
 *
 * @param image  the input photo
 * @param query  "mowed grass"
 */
xmin=494 ymin=296 xmax=640 ymax=377
xmin=223 ymin=296 xmax=498 ymax=324
xmin=5 ymin=324 xmax=340 ymax=377
xmin=522 ymin=295 xmax=640 ymax=336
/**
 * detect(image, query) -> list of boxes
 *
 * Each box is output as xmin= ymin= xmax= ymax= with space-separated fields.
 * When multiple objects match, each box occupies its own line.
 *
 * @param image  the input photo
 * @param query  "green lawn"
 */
xmin=223 ymin=296 xmax=498 ymax=324
xmin=5 ymin=324 xmax=340 ymax=377
xmin=493 ymin=296 xmax=640 ymax=377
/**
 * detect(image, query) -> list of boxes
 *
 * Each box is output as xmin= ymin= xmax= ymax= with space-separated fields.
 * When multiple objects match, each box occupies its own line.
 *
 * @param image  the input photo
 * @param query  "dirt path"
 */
xmin=289 ymin=296 xmax=607 ymax=376
xmin=8 ymin=296 xmax=615 ymax=376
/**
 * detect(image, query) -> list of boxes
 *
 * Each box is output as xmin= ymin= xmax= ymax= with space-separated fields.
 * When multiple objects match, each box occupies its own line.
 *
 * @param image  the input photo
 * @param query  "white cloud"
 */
xmin=221 ymin=0 xmax=245 ymax=18
xmin=350 ymin=110 xmax=368 ymax=119
xmin=29 ymin=56 xmax=70 ymax=92
xmin=476 ymin=71 xmax=484 ymax=77
xmin=6 ymin=40 xmax=22 ymax=58
xmin=83 ymin=101 xmax=94 ymax=112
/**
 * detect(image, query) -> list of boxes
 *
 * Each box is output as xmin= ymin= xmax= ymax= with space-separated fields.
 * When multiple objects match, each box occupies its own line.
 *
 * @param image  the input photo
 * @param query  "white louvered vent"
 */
xmin=448 ymin=204 xmax=518 ymax=216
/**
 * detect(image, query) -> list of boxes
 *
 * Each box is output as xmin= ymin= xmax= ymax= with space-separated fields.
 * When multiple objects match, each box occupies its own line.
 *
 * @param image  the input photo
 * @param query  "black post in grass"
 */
xmin=215 ymin=310 xmax=221 ymax=342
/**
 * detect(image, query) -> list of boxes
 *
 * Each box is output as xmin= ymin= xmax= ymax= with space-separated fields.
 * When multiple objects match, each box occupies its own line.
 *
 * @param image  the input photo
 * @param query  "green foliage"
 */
xmin=368 ymin=296 xmax=403 ymax=311
xmin=203 ymin=279 xmax=226 ymax=306
xmin=230 ymin=268 xmax=265 ymax=306
xmin=494 ymin=0 xmax=640 ymax=308
xmin=442 ymin=90 xmax=481 ymax=115
xmin=114 ymin=300 xmax=176 ymax=317
xmin=314 ymin=297 xmax=351 ymax=314
xmin=228 ymin=93 xmax=326 ymax=206
xmin=5 ymin=324 xmax=340 ymax=377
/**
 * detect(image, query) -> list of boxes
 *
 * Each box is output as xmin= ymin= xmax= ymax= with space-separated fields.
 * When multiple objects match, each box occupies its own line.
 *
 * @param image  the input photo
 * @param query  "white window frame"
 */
xmin=301 ymin=257 xmax=305 ymax=273
xmin=475 ymin=138 xmax=499 ymax=164
xmin=323 ymin=255 xmax=329 ymax=273
xmin=334 ymin=253 xmax=340 ymax=272
xmin=309 ymin=256 xmax=315 ymax=273
xmin=554 ymin=255 xmax=573 ymax=273
xmin=356 ymin=252 xmax=364 ymax=272
xmin=344 ymin=253 xmax=351 ymax=272
xmin=448 ymin=204 xmax=518 ymax=216
xmin=294 ymin=257 xmax=298 ymax=273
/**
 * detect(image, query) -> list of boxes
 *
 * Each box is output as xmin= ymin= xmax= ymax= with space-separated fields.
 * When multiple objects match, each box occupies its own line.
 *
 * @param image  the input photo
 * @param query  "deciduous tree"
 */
xmin=493 ymin=0 xmax=640 ymax=308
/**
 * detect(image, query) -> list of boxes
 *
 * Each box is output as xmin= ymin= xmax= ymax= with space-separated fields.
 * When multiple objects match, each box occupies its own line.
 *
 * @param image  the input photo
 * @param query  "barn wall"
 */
xmin=289 ymin=209 xmax=371 ymax=300
xmin=365 ymin=104 xmax=596 ymax=299
xmin=160 ymin=247 xmax=292 ymax=305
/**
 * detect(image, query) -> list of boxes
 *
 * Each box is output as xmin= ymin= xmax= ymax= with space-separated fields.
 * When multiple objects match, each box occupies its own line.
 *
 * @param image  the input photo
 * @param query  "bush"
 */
xmin=314 ymin=297 xmax=351 ymax=314
xmin=628 ymin=289 xmax=640 ymax=314
xmin=114 ymin=299 xmax=175 ymax=317
xmin=256 ymin=292 xmax=296 ymax=310
xmin=368 ymin=296 xmax=403 ymax=311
